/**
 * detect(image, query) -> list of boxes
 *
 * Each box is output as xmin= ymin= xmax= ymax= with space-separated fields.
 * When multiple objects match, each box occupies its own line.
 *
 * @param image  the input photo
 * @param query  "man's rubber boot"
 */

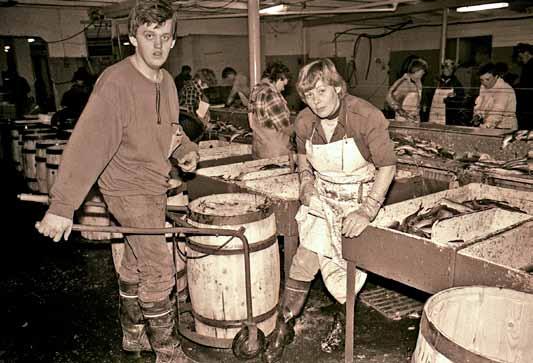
xmin=118 ymin=280 xmax=152 ymax=354
xmin=141 ymin=298 xmax=188 ymax=363
xmin=262 ymin=278 xmax=311 ymax=363
xmin=320 ymin=303 xmax=346 ymax=353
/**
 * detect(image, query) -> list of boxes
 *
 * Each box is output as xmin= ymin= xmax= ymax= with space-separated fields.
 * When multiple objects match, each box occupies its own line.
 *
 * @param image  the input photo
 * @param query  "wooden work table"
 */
xmin=341 ymin=183 xmax=533 ymax=363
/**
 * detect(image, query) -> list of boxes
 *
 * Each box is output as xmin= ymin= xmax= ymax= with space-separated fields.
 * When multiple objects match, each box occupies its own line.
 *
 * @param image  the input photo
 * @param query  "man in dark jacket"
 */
xmin=514 ymin=43 xmax=533 ymax=130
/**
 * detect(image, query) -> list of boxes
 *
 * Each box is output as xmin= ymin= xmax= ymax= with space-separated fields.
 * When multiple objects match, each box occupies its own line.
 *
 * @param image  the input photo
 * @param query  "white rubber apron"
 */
xmin=395 ymin=91 xmax=421 ymax=122
xmin=429 ymin=88 xmax=453 ymax=124
xmin=295 ymin=129 xmax=375 ymax=301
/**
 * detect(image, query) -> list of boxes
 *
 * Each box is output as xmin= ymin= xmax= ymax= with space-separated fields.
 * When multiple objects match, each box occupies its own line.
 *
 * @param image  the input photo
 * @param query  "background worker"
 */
xmin=428 ymin=59 xmax=464 ymax=124
xmin=52 ymin=66 xmax=93 ymax=129
xmin=386 ymin=58 xmax=428 ymax=122
xmin=35 ymin=1 xmax=199 ymax=362
xmin=179 ymin=67 xmax=216 ymax=126
xmin=174 ymin=64 xmax=191 ymax=95
xmin=221 ymin=66 xmax=250 ymax=107
xmin=248 ymin=61 xmax=292 ymax=159
xmin=263 ymin=58 xmax=396 ymax=363
xmin=513 ymin=43 xmax=533 ymax=130
xmin=473 ymin=62 xmax=517 ymax=130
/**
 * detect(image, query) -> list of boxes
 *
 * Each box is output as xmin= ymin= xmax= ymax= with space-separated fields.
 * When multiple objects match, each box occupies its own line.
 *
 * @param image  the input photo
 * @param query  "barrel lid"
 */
xmin=188 ymin=193 xmax=273 ymax=226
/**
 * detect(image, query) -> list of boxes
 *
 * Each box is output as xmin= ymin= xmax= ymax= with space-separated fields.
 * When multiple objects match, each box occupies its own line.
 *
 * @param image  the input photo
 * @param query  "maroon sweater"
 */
xmin=49 ymin=57 xmax=198 ymax=219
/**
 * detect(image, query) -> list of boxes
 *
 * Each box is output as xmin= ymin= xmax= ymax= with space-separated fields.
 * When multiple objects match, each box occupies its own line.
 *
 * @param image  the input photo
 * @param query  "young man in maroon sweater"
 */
xmin=35 ymin=1 xmax=197 ymax=362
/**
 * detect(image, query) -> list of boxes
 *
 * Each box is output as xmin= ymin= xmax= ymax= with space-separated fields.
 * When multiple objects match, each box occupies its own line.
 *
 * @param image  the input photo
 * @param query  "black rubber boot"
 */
xmin=320 ymin=303 xmax=346 ymax=354
xmin=141 ymin=298 xmax=188 ymax=363
xmin=262 ymin=278 xmax=311 ymax=363
xmin=118 ymin=280 xmax=152 ymax=353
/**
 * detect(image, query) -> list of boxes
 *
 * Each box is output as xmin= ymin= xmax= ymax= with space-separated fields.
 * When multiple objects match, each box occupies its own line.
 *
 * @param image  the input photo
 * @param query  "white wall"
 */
xmin=300 ymin=17 xmax=533 ymax=108
xmin=0 ymin=7 xmax=89 ymax=58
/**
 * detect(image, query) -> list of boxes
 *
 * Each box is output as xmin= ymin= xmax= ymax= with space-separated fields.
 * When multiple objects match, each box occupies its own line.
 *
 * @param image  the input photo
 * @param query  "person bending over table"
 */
xmin=262 ymin=58 xmax=397 ymax=362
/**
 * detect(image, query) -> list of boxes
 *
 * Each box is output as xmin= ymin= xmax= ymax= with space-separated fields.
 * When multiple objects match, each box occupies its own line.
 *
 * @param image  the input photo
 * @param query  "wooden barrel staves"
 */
xmin=10 ymin=122 xmax=46 ymax=172
xmin=45 ymin=144 xmax=65 ymax=192
xmin=412 ymin=286 xmax=533 ymax=363
xmin=77 ymin=186 xmax=112 ymax=241
xmin=187 ymin=193 xmax=280 ymax=340
xmin=36 ymin=139 xmax=67 ymax=194
xmin=22 ymin=133 xmax=57 ymax=192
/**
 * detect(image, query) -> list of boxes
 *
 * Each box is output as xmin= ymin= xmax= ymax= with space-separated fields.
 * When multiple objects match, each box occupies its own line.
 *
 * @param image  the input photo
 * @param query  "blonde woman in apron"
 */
xmin=263 ymin=59 xmax=397 ymax=363
xmin=386 ymin=58 xmax=428 ymax=122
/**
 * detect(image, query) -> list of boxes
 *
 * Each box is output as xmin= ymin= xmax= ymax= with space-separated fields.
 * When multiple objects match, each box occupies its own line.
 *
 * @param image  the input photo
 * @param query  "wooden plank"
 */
xmin=342 ymin=226 xmax=455 ymax=294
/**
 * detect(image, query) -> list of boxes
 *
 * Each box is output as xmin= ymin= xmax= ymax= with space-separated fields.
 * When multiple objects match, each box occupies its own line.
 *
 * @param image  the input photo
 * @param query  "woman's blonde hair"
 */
xmin=296 ymin=58 xmax=347 ymax=101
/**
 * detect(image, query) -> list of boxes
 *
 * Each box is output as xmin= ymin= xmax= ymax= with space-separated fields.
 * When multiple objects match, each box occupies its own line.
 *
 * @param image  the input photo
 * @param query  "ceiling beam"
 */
xmin=102 ymin=0 xmax=250 ymax=18
xmin=303 ymin=0 xmax=498 ymax=27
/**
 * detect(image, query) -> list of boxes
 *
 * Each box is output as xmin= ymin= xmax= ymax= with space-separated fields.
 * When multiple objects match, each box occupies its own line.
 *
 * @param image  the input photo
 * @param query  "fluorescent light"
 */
xmin=123 ymin=41 xmax=130 ymax=46
xmin=259 ymin=4 xmax=288 ymax=15
xmin=27 ymin=38 xmax=35 ymax=43
xmin=457 ymin=2 xmax=508 ymax=12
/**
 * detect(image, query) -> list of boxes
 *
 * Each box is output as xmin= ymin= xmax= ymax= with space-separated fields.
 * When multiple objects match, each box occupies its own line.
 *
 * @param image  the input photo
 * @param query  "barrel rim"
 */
xmin=22 ymin=134 xmax=57 ymax=142
xmin=420 ymin=286 xmax=533 ymax=363
xmin=46 ymin=145 xmax=66 ymax=155
xmin=36 ymin=140 xmax=67 ymax=148
xmin=188 ymin=193 xmax=273 ymax=226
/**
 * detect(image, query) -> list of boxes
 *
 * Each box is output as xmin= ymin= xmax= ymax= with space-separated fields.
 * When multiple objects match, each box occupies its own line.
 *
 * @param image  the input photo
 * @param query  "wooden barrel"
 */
xmin=412 ymin=286 xmax=533 ymax=363
xmin=45 ymin=144 xmax=66 ymax=192
xmin=187 ymin=193 xmax=280 ymax=340
xmin=9 ymin=122 xmax=46 ymax=171
xmin=36 ymin=139 xmax=67 ymax=194
xmin=22 ymin=132 xmax=57 ymax=191
xmin=77 ymin=186 xmax=112 ymax=241
xmin=18 ymin=127 xmax=54 ymax=174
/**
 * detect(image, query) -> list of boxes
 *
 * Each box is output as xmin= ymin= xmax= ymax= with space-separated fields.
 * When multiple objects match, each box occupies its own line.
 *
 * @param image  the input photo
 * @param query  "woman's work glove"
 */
xmin=299 ymin=180 xmax=316 ymax=206
xmin=178 ymin=151 xmax=199 ymax=173
xmin=342 ymin=196 xmax=381 ymax=238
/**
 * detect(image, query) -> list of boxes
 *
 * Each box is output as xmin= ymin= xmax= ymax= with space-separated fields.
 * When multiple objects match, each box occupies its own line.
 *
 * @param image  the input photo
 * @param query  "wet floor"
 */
xmin=1 ymin=160 xmax=428 ymax=363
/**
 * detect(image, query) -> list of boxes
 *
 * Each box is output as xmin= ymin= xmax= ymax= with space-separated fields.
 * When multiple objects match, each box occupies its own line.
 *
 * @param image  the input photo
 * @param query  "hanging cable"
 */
xmin=47 ymin=19 xmax=96 ymax=44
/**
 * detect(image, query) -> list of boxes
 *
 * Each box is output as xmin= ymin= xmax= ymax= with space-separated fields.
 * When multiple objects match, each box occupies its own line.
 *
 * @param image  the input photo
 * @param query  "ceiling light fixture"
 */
xmin=27 ymin=38 xmax=35 ymax=43
xmin=456 ymin=2 xmax=509 ymax=12
xmin=259 ymin=4 xmax=288 ymax=15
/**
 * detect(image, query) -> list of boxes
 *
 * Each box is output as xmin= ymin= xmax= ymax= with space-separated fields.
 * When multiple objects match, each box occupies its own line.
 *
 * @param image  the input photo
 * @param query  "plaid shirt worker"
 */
xmin=179 ymin=79 xmax=208 ymax=115
xmin=248 ymin=79 xmax=290 ymax=131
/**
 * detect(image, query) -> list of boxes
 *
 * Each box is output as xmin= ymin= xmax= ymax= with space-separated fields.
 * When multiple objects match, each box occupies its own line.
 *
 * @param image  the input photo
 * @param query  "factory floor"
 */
xmin=1 ymin=160 xmax=428 ymax=363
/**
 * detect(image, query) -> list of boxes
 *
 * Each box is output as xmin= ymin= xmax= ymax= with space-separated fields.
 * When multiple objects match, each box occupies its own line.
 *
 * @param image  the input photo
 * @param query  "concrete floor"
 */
xmin=1 ymin=161 xmax=428 ymax=363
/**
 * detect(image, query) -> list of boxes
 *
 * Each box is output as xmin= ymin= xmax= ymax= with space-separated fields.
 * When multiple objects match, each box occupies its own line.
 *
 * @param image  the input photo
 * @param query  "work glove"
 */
xmin=342 ymin=196 xmax=381 ymax=238
xmin=299 ymin=180 xmax=317 ymax=207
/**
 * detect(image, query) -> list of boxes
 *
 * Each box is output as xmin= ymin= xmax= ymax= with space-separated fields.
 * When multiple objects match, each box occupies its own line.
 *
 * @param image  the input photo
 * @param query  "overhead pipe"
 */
xmin=176 ymin=0 xmax=411 ymax=20
xmin=439 ymin=7 xmax=448 ymax=71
